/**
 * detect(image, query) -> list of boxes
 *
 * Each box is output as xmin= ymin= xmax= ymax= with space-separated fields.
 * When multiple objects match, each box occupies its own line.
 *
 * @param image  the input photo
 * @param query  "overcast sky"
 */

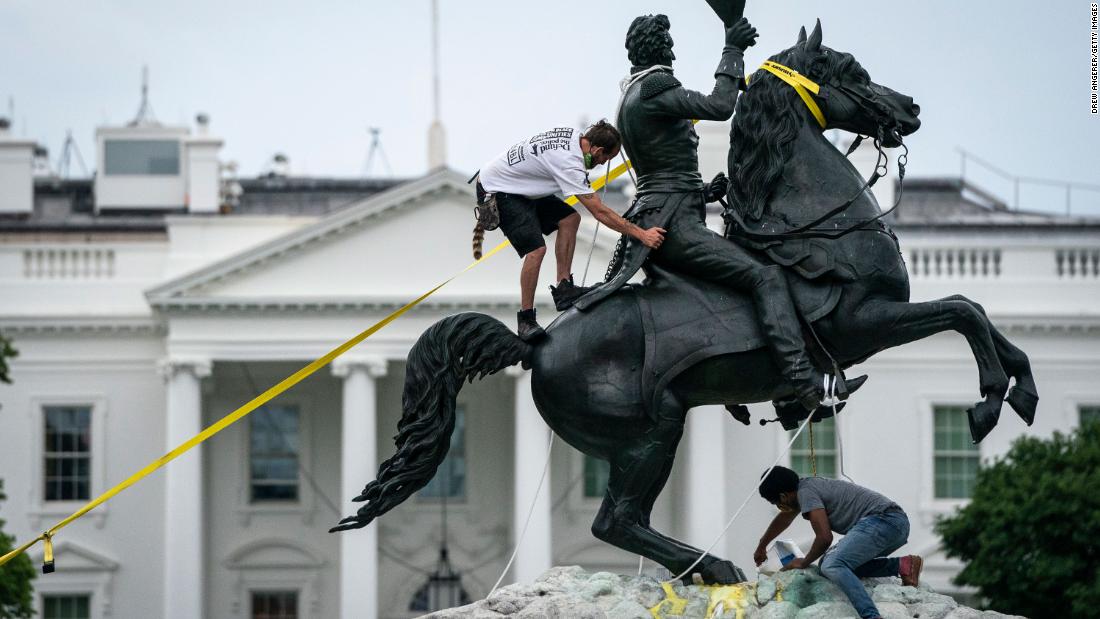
xmin=3 ymin=1 xmax=1098 ymax=214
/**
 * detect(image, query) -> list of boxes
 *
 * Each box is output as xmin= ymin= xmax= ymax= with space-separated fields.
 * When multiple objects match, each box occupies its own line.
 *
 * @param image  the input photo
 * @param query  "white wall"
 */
xmin=0 ymin=333 xmax=167 ymax=619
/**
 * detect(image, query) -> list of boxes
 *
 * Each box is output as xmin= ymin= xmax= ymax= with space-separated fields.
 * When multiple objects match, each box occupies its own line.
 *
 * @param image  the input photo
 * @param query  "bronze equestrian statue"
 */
xmin=332 ymin=17 xmax=1038 ymax=587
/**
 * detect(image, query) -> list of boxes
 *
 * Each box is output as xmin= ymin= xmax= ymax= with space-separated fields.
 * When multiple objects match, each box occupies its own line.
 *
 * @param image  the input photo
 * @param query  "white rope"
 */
xmin=489 ymin=429 xmax=555 ymax=596
xmin=834 ymin=397 xmax=855 ymax=483
xmin=637 ymin=555 xmax=645 ymax=576
xmin=614 ymin=65 xmax=673 ymax=124
xmin=666 ymin=409 xmax=819 ymax=585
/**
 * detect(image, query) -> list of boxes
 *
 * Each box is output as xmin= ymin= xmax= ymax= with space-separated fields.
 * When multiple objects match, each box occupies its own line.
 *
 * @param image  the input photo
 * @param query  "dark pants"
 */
xmin=496 ymin=192 xmax=575 ymax=258
xmin=647 ymin=200 xmax=814 ymax=388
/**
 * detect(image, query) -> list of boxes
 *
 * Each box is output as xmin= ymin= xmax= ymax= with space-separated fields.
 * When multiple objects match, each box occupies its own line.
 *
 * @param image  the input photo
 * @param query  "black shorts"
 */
xmin=496 ymin=193 xmax=577 ymax=257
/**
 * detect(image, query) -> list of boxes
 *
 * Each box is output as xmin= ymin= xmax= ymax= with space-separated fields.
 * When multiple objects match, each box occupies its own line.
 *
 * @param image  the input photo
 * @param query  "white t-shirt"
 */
xmin=478 ymin=127 xmax=592 ymax=199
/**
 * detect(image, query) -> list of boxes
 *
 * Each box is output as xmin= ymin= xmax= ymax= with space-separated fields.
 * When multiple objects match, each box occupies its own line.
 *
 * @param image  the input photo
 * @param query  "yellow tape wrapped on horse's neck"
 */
xmin=752 ymin=61 xmax=827 ymax=129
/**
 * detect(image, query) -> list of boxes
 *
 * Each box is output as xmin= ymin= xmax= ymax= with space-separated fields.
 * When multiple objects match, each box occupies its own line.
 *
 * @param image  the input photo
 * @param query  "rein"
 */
xmin=724 ymin=61 xmax=909 ymax=242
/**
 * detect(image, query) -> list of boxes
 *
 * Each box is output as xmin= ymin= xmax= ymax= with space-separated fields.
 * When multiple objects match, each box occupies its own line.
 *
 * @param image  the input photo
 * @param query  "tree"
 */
xmin=0 ymin=479 xmax=35 ymax=619
xmin=936 ymin=421 xmax=1100 ymax=617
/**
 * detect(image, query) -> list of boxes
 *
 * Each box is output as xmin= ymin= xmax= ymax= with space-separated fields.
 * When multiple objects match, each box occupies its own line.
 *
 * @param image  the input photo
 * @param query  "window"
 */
xmin=43 ymin=594 xmax=91 ymax=619
xmin=251 ymin=590 xmax=298 ymax=619
xmin=250 ymin=405 xmax=300 ymax=502
xmin=1080 ymin=406 xmax=1100 ymax=427
xmin=419 ymin=406 xmax=466 ymax=499
xmin=103 ymin=139 xmax=180 ymax=175
xmin=583 ymin=455 xmax=610 ymax=498
xmin=934 ymin=406 xmax=980 ymax=499
xmin=790 ymin=417 xmax=837 ymax=478
xmin=44 ymin=406 xmax=92 ymax=501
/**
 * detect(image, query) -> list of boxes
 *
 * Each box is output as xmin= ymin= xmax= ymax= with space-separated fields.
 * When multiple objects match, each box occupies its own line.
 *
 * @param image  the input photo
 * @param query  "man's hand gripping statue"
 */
xmin=575 ymin=13 xmax=861 ymax=413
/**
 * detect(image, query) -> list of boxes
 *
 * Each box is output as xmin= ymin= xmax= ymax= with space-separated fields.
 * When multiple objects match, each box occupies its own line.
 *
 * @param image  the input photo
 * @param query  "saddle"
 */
xmin=629 ymin=263 xmax=840 ymax=417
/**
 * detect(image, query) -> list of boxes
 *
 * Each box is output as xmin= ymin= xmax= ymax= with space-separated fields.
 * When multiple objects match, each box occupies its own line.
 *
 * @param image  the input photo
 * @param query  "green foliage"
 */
xmin=936 ymin=422 xmax=1100 ymax=617
xmin=0 ymin=334 xmax=17 ymax=384
xmin=0 ymin=480 xmax=35 ymax=619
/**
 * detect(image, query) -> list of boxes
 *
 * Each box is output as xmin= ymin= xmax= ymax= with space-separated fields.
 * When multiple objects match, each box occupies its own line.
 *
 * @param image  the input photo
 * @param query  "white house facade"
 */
xmin=0 ymin=117 xmax=1098 ymax=619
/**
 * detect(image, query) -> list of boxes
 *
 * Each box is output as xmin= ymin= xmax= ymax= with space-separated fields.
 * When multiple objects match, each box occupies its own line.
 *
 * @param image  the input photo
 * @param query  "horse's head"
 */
xmin=730 ymin=19 xmax=920 ymax=220
xmin=787 ymin=20 xmax=921 ymax=145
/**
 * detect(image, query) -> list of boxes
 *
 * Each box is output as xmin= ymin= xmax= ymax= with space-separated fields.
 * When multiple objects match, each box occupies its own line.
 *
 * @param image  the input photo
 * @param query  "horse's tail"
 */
xmin=330 ymin=312 xmax=530 ymax=532
xmin=472 ymin=222 xmax=485 ymax=260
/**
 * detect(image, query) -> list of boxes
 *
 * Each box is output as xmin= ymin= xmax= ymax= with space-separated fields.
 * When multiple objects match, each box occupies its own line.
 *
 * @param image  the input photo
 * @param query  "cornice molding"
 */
xmin=147 ymin=295 xmax=551 ymax=313
xmin=0 ymin=316 xmax=164 ymax=336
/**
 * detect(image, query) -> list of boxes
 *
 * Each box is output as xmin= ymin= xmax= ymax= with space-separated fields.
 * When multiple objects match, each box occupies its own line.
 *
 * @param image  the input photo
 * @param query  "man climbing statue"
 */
xmin=574 ymin=13 xmax=847 ymax=411
xmin=474 ymin=121 xmax=664 ymax=342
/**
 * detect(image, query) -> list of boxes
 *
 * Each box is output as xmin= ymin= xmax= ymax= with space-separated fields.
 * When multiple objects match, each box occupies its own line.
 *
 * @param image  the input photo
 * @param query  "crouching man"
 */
xmin=756 ymin=466 xmax=923 ymax=619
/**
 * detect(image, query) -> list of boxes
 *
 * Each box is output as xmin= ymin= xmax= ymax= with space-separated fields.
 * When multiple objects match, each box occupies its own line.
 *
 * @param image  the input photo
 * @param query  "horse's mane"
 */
xmin=729 ymin=43 xmax=866 ymax=221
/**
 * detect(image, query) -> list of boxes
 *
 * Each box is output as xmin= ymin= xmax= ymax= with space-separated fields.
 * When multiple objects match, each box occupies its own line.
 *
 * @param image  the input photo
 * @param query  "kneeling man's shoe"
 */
xmin=550 ymin=275 xmax=595 ymax=311
xmin=517 ymin=309 xmax=546 ymax=342
xmin=900 ymin=555 xmax=923 ymax=587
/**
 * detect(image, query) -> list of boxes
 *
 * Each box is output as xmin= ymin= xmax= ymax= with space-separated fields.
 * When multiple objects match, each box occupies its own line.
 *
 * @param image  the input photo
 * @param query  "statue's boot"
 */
xmin=750 ymin=266 xmax=848 ymax=411
xmin=772 ymin=375 xmax=869 ymax=430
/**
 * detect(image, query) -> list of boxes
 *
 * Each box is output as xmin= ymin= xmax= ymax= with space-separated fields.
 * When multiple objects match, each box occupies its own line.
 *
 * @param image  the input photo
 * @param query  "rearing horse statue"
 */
xmin=332 ymin=21 xmax=1038 ymax=586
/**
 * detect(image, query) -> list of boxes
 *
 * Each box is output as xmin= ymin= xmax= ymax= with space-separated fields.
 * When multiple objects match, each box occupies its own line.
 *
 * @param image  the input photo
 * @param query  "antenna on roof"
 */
xmin=364 ymin=127 xmax=393 ymax=177
xmin=57 ymin=130 xmax=89 ymax=178
xmin=129 ymin=65 xmax=159 ymax=127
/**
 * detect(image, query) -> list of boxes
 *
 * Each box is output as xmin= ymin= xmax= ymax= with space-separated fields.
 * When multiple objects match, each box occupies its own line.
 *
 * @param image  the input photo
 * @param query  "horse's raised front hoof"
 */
xmin=967 ymin=400 xmax=1002 ymax=444
xmin=1006 ymin=385 xmax=1039 ymax=426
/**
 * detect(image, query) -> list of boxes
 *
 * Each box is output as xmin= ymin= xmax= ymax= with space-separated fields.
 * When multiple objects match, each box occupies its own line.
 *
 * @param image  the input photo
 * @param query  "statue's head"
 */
xmin=626 ymin=14 xmax=675 ymax=70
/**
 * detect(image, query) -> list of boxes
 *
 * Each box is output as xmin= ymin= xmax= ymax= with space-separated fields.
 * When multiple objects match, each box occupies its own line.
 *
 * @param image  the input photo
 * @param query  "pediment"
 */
xmin=30 ymin=540 xmax=118 ymax=572
xmin=147 ymin=168 xmax=620 ymax=308
xmin=224 ymin=538 xmax=325 ymax=570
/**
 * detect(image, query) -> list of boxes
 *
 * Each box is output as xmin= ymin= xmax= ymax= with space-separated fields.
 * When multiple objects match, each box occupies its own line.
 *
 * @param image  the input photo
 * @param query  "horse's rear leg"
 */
xmin=844 ymin=298 xmax=1008 ymax=443
xmin=942 ymin=294 xmax=1038 ymax=425
xmin=590 ymin=398 xmax=746 ymax=585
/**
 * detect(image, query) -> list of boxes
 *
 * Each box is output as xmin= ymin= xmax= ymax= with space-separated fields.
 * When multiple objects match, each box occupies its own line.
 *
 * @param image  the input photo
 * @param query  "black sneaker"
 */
xmin=550 ymin=275 xmax=595 ymax=311
xmin=517 ymin=309 xmax=546 ymax=342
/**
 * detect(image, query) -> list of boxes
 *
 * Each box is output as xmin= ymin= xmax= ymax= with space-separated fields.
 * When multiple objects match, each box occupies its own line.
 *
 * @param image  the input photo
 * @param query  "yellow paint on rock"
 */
xmin=648 ymin=581 xmax=759 ymax=619
xmin=649 ymin=582 xmax=689 ymax=618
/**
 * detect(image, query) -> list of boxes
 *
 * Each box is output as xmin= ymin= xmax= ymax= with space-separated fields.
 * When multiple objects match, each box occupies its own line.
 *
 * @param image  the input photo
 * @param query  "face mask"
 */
xmin=584 ymin=151 xmax=595 ymax=169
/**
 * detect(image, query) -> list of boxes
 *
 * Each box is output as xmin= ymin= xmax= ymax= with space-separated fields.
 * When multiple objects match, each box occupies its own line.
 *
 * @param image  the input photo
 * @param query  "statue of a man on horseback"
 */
xmin=576 ymin=13 xmax=853 ymax=414
xmin=334 ymin=5 xmax=1039 ymax=590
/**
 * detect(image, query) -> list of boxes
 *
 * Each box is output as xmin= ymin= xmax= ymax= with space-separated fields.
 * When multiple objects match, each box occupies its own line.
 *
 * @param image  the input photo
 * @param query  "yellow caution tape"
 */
xmin=0 ymin=239 xmax=514 ymax=571
xmin=0 ymin=104 xmax=667 ymax=573
xmin=564 ymin=117 xmax=700 ymax=207
xmin=752 ymin=61 xmax=827 ymax=129
xmin=565 ymin=158 xmax=634 ymax=206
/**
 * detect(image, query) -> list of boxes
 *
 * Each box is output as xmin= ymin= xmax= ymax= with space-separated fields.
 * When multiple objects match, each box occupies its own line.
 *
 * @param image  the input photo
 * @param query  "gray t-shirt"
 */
xmin=797 ymin=477 xmax=901 ymax=534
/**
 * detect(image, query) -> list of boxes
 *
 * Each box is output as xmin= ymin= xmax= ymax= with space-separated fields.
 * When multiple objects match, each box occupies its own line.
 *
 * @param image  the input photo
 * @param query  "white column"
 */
xmin=333 ymin=357 xmax=387 ymax=619
xmin=685 ymin=406 xmax=730 ymax=556
xmin=508 ymin=366 xmax=552 ymax=584
xmin=159 ymin=357 xmax=211 ymax=619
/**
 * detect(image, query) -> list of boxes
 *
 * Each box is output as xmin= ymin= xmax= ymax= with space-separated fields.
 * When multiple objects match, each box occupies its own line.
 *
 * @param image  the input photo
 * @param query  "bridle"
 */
xmin=722 ymin=60 xmax=910 ymax=242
